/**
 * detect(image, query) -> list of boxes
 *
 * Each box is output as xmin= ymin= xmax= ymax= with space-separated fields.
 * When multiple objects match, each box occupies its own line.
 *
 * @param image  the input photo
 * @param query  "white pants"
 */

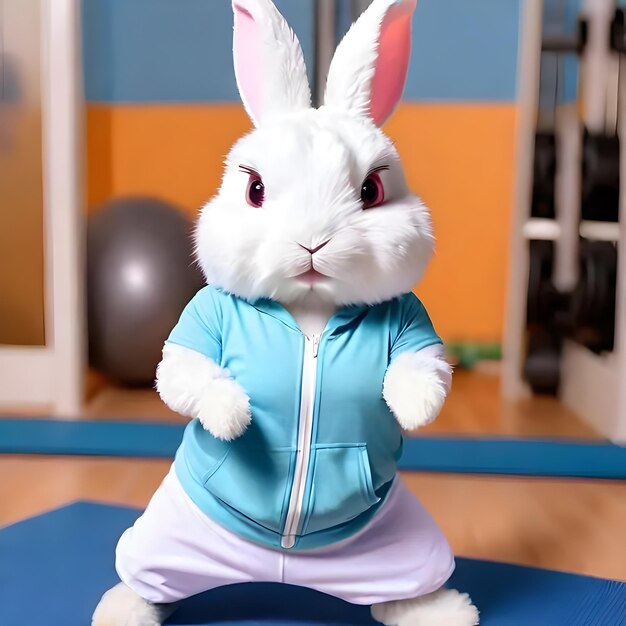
xmin=116 ymin=466 xmax=455 ymax=606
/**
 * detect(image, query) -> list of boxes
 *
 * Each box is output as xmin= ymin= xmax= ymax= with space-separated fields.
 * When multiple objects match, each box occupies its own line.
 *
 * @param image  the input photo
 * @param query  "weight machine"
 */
xmin=504 ymin=0 xmax=626 ymax=443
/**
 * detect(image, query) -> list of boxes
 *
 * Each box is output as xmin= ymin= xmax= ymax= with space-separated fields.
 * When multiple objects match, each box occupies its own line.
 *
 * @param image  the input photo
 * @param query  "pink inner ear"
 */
xmin=369 ymin=2 xmax=414 ymax=126
xmin=233 ymin=2 xmax=263 ymax=124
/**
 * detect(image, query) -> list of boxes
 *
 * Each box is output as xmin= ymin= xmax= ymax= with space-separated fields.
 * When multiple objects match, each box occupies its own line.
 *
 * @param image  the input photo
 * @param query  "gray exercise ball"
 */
xmin=87 ymin=197 xmax=204 ymax=386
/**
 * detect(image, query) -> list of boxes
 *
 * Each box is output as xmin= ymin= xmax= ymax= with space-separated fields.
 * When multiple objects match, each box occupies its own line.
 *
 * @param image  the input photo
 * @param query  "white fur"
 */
xmin=371 ymin=589 xmax=479 ymax=626
xmin=195 ymin=109 xmax=433 ymax=307
xmin=195 ymin=0 xmax=432 ymax=309
xmin=156 ymin=343 xmax=251 ymax=441
xmin=92 ymin=582 xmax=176 ymax=626
xmin=232 ymin=0 xmax=311 ymax=126
xmin=324 ymin=0 xmax=415 ymax=124
xmin=383 ymin=345 xmax=452 ymax=431
xmin=284 ymin=291 xmax=338 ymax=336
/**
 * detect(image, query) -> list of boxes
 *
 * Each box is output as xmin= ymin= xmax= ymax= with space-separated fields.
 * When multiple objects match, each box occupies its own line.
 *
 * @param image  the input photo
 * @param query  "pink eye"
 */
xmin=246 ymin=174 xmax=265 ymax=207
xmin=361 ymin=172 xmax=384 ymax=209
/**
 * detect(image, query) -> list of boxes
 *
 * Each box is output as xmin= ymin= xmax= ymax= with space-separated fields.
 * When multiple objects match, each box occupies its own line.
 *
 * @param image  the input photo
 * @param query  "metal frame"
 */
xmin=559 ymin=0 xmax=625 ymax=443
xmin=0 ymin=0 xmax=84 ymax=416
xmin=502 ymin=0 xmax=544 ymax=400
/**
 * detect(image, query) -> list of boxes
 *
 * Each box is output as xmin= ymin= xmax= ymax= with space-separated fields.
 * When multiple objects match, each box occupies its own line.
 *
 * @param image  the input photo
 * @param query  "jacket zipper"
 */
xmin=281 ymin=333 xmax=320 ymax=549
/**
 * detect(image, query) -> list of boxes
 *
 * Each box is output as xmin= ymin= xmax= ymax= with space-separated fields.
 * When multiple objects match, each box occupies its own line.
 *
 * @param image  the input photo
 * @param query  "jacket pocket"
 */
xmin=302 ymin=443 xmax=380 ymax=535
xmin=204 ymin=444 xmax=294 ymax=534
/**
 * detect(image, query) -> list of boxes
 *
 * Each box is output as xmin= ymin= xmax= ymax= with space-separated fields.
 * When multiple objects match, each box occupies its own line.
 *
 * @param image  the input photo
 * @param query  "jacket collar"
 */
xmin=249 ymin=297 xmax=370 ymax=335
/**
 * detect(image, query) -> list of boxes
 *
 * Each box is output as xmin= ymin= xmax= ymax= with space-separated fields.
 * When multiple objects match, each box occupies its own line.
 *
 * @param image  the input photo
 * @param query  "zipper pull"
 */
xmin=312 ymin=335 xmax=320 ymax=358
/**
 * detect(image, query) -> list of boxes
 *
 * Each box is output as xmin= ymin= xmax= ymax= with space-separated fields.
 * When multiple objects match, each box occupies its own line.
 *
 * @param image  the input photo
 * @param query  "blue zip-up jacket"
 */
xmin=169 ymin=286 xmax=441 ymax=550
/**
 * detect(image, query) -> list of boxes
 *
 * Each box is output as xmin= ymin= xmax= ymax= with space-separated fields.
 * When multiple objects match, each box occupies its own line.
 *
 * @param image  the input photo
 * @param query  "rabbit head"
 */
xmin=196 ymin=0 xmax=433 ymax=307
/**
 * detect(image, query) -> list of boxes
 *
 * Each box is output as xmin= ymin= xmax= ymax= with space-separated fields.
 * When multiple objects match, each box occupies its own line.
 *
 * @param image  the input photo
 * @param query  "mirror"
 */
xmin=0 ymin=0 xmax=45 ymax=347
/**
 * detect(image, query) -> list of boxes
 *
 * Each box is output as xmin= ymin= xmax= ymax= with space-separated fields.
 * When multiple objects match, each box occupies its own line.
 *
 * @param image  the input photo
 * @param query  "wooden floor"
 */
xmin=1 ymin=369 xmax=624 ymax=583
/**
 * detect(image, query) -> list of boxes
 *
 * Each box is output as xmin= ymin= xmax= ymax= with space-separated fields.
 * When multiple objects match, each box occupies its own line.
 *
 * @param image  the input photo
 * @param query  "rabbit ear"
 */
xmin=324 ymin=0 xmax=417 ymax=127
xmin=232 ymin=0 xmax=312 ymax=126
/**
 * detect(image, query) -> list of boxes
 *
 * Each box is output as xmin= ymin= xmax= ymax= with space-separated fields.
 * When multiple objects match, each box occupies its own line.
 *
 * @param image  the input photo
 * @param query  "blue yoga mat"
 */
xmin=0 ymin=502 xmax=624 ymax=625
xmin=1 ymin=419 xmax=626 ymax=479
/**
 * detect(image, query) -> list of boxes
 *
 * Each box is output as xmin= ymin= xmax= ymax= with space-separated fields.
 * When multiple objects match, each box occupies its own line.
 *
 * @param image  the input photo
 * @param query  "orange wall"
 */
xmin=86 ymin=104 xmax=252 ymax=213
xmin=86 ymin=102 xmax=517 ymax=343
xmin=386 ymin=104 xmax=516 ymax=342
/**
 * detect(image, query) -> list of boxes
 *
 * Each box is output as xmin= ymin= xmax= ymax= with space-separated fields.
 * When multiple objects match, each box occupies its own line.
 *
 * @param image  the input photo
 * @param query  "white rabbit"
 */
xmin=93 ymin=0 xmax=478 ymax=625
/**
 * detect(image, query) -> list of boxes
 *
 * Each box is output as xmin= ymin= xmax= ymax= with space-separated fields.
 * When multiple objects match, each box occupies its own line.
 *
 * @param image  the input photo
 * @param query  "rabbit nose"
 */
xmin=298 ymin=240 xmax=330 ymax=255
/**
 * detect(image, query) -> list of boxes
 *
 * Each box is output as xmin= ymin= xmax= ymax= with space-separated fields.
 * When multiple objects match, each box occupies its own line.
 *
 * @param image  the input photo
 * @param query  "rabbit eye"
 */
xmin=246 ymin=175 xmax=265 ymax=208
xmin=361 ymin=172 xmax=384 ymax=209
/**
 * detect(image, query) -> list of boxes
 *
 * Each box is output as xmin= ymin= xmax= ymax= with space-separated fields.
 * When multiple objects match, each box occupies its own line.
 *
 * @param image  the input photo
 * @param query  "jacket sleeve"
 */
xmin=166 ymin=286 xmax=222 ymax=363
xmin=389 ymin=293 xmax=443 ymax=362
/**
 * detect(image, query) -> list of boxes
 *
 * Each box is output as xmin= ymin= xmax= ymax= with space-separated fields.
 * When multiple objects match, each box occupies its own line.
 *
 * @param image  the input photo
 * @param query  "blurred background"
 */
xmin=1 ymin=0 xmax=625 ymax=442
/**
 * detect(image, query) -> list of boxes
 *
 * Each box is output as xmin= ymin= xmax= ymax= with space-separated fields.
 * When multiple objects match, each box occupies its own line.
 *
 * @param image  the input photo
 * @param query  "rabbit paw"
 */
xmin=371 ymin=588 xmax=479 ymax=626
xmin=383 ymin=351 xmax=451 ymax=431
xmin=197 ymin=377 xmax=251 ymax=440
xmin=92 ymin=582 xmax=177 ymax=626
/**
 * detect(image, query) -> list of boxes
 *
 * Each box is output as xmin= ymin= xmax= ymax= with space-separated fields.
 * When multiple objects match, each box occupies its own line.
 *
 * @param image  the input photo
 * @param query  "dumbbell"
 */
xmin=569 ymin=239 xmax=617 ymax=352
xmin=581 ymin=130 xmax=620 ymax=223
xmin=523 ymin=330 xmax=561 ymax=395
xmin=524 ymin=240 xmax=562 ymax=394
xmin=531 ymin=132 xmax=557 ymax=219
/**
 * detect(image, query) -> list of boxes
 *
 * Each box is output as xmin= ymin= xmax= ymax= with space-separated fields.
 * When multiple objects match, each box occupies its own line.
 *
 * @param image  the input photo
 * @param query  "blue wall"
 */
xmin=336 ymin=0 xmax=521 ymax=102
xmin=82 ymin=0 xmax=522 ymax=104
xmin=406 ymin=0 xmax=520 ymax=102
xmin=82 ymin=0 xmax=315 ymax=103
